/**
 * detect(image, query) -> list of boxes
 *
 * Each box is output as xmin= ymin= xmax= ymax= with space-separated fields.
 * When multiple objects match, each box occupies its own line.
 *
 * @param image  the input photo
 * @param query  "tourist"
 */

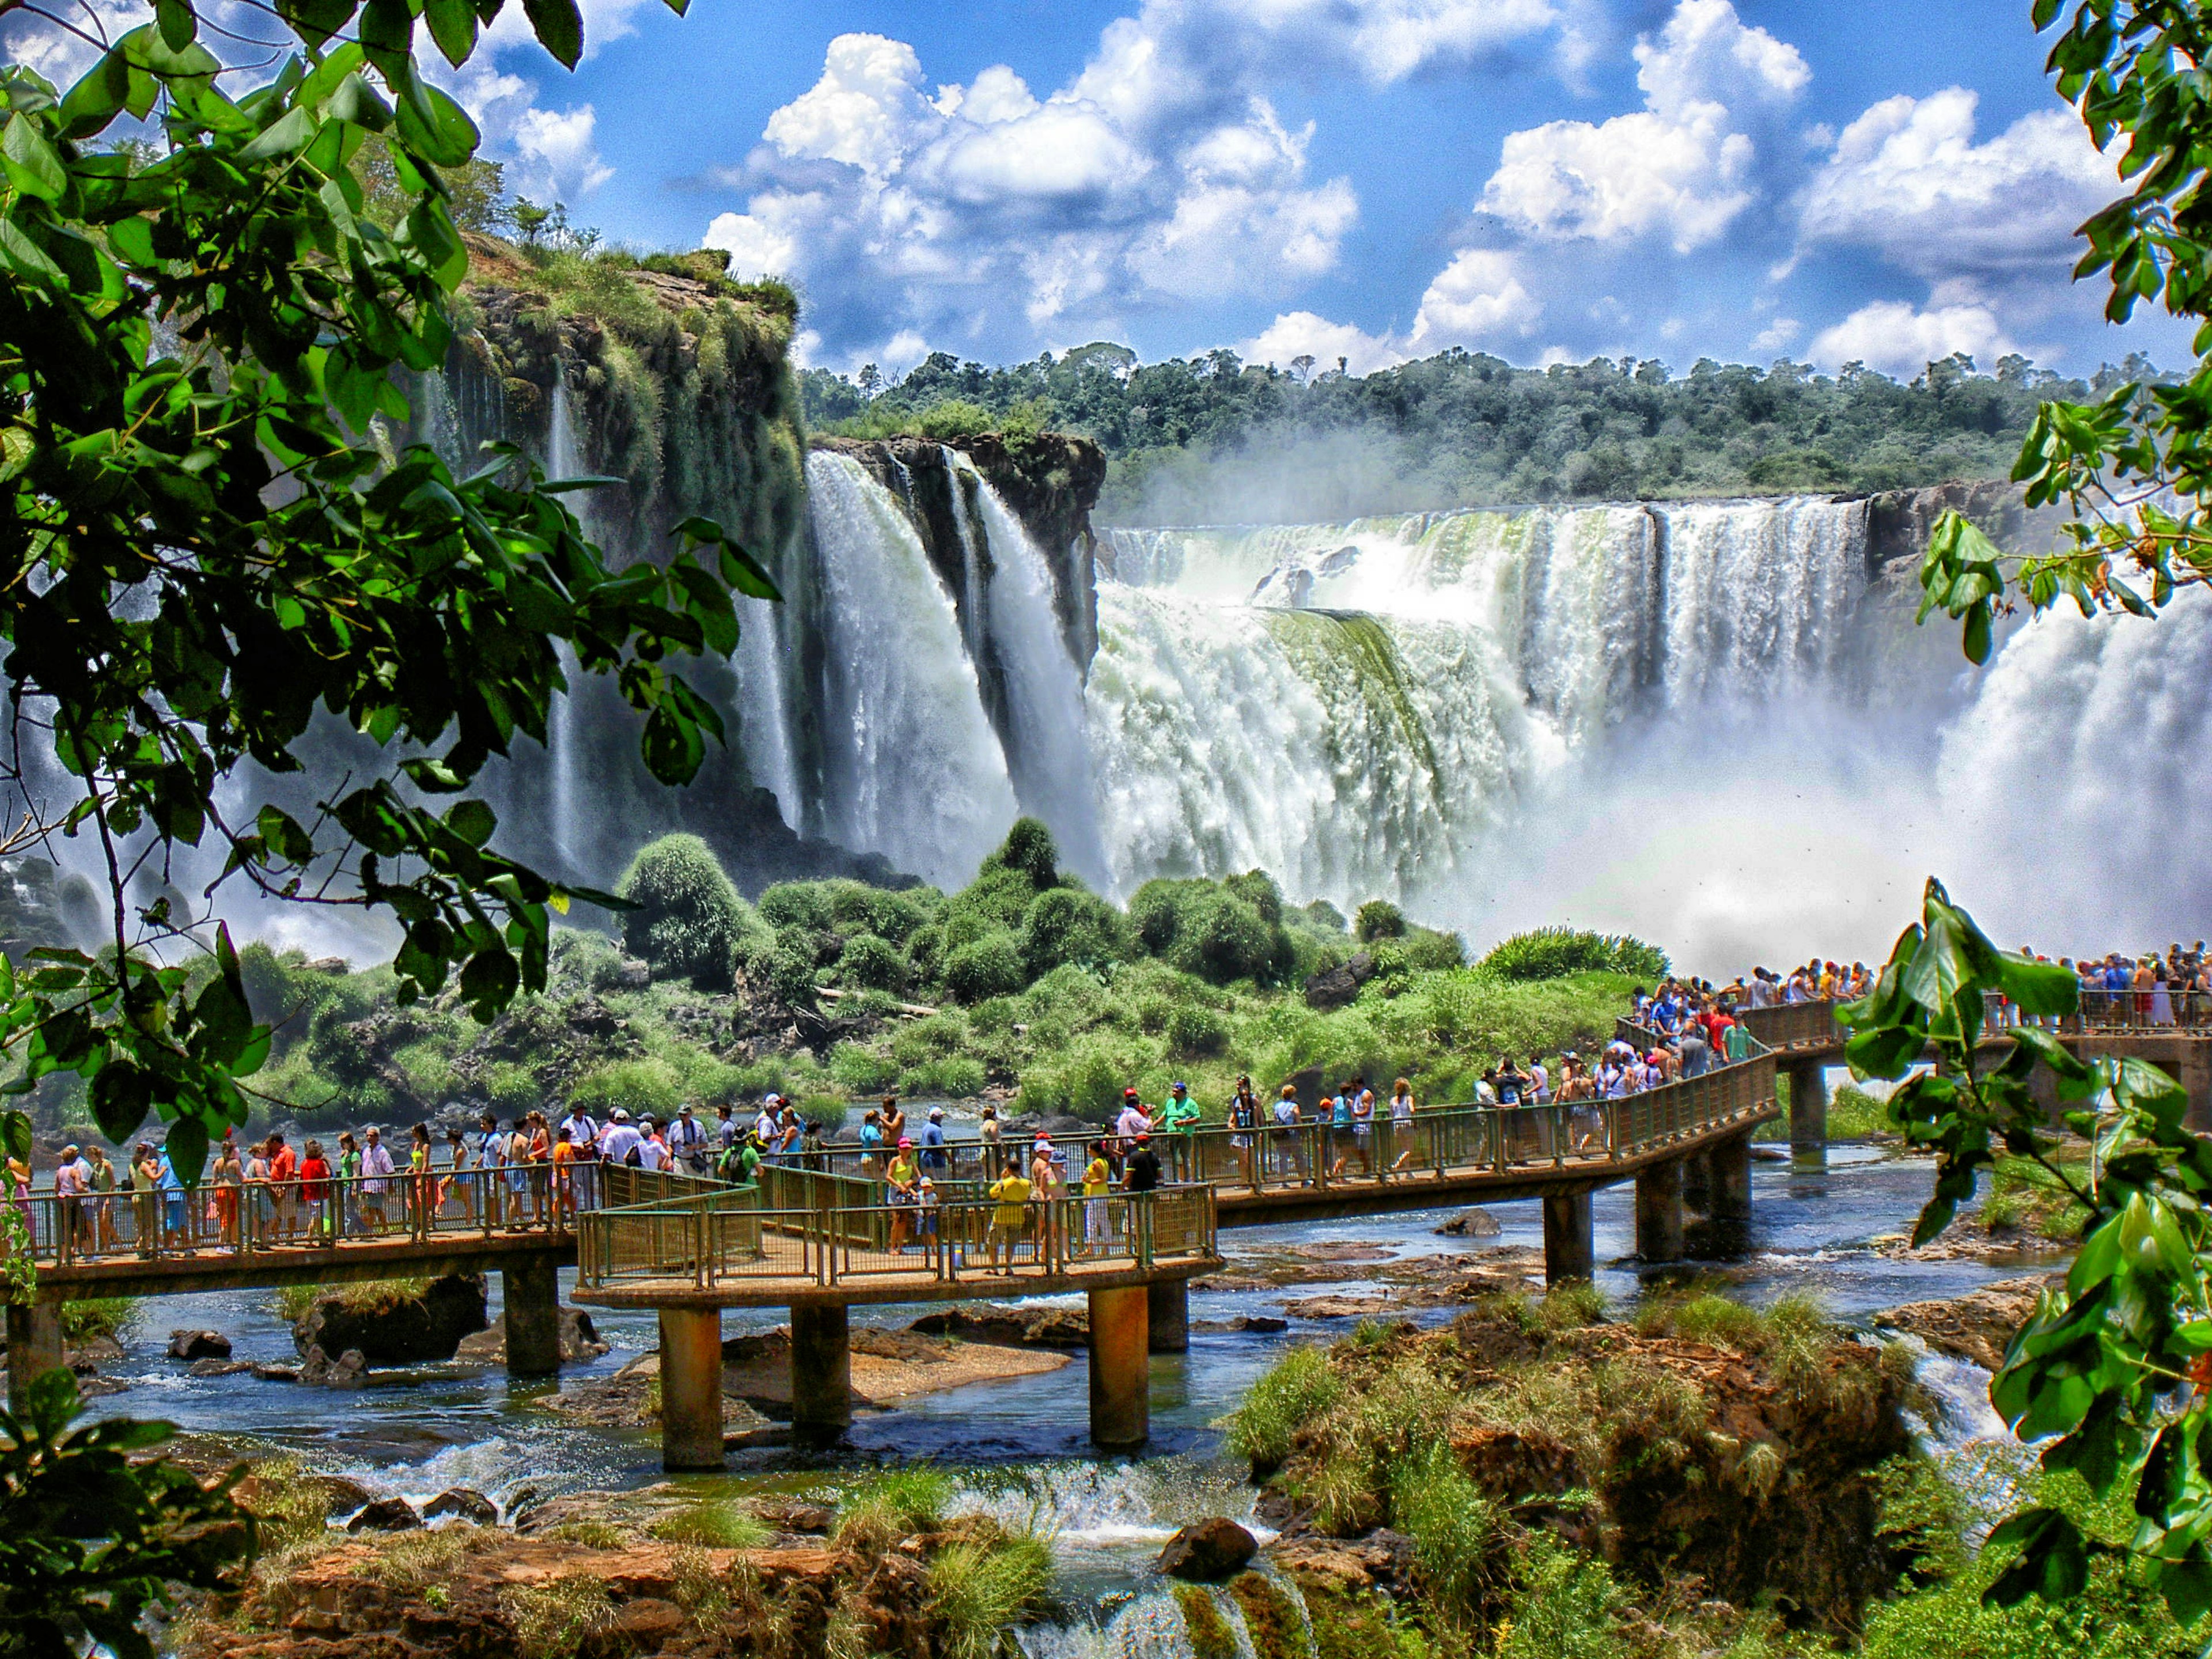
xmin=753 ymin=1095 xmax=781 ymax=1144
xmin=1496 ymin=1059 xmax=1527 ymax=1107
xmin=1228 ymin=1078 xmax=1259 ymax=1185
xmin=879 ymin=1096 xmax=907 ymax=1147
xmin=916 ymin=1176 xmax=940 ymax=1247
xmin=408 ymin=1123 xmax=434 ymax=1230
xmin=300 ymin=1139 xmax=334 ymax=1241
xmin=1115 ymin=1089 xmax=1150 ymax=1142
xmin=634 ymin=1116 xmax=671 ymax=1173
xmin=801 ymin=1118 xmax=827 ymax=1171
xmin=979 ymin=1102 xmax=1003 ymax=1176
xmin=1029 ymin=1137 xmax=1056 ymax=1255
xmin=559 ymin=1101 xmax=600 ymax=1165
xmin=668 ymin=1104 xmax=709 ymax=1174
xmin=211 ymin=1141 xmax=241 ymax=1249
xmin=86 ymin=1142 xmax=117 ymax=1253
xmin=1679 ymin=1021 xmax=1711 ymax=1077
xmin=1082 ymin=1145 xmax=1113 ymax=1254
xmin=1326 ymin=1083 xmax=1354 ymax=1175
xmin=599 ymin=1108 xmax=642 ymax=1169
xmin=1387 ymin=1079 xmax=1417 ymax=1172
xmin=886 ymin=1138 xmax=921 ymax=1252
xmin=359 ymin=1126 xmax=394 ymax=1232
xmin=157 ymin=1146 xmax=186 ymax=1248
xmin=52 ymin=1143 xmax=89 ymax=1257
xmin=1475 ymin=1069 xmax=1498 ymax=1107
xmin=267 ymin=1131 xmax=298 ymax=1241
xmin=1347 ymin=1085 xmax=1376 ymax=1178
xmin=919 ymin=1107 xmax=950 ymax=1179
xmin=715 ymin=1104 xmax=738 ymax=1157
xmin=1158 ymin=1082 xmax=1200 ymax=1180
xmin=1527 ymin=1056 xmax=1551 ymax=1104
xmin=551 ymin=1126 xmax=579 ymax=1219
xmin=858 ymin=1107 xmax=885 ymax=1179
xmin=775 ymin=1106 xmax=803 ymax=1163
xmin=131 ymin=1142 xmax=160 ymax=1255
xmin=986 ymin=1157 xmax=1032 ymax=1275
xmin=1274 ymin=1092 xmax=1300 ymax=1185
xmin=726 ymin=1129 xmax=763 ymax=1187
xmin=1124 ymin=1132 xmax=1161 ymax=1194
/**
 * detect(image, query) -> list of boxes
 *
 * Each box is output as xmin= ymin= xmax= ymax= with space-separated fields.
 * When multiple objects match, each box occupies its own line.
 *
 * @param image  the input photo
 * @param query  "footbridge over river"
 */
xmin=7 ymin=1059 xmax=1777 ymax=1466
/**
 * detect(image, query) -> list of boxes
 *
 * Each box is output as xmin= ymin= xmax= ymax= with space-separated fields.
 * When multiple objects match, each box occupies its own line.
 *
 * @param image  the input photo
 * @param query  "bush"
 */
xmin=837 ymin=932 xmax=907 ymax=993
xmin=1018 ymin=887 xmax=1122 ymax=978
xmin=757 ymin=880 xmax=833 ymax=934
xmin=1476 ymin=926 xmax=1669 ymax=983
xmin=1355 ymin=900 xmax=1407 ymax=942
xmin=944 ymin=932 xmax=1025 ymax=1003
xmin=829 ymin=1043 xmax=899 ymax=1094
xmin=1402 ymin=927 xmax=1467 ymax=971
xmin=568 ymin=1056 xmax=683 ymax=1120
xmin=1228 ymin=1347 xmax=1343 ymax=1469
xmin=1302 ymin=899 xmax=1349 ymax=933
xmin=926 ymin=1535 xmax=1053 ymax=1659
xmin=1390 ymin=1441 xmax=1502 ymax=1630
xmin=616 ymin=835 xmax=755 ymax=989
xmin=1166 ymin=1003 xmax=1229 ymax=1059
xmin=1131 ymin=880 xmax=1287 ymax=986
xmin=647 ymin=1500 xmax=771 ymax=1549
xmin=835 ymin=1468 xmax=956 ymax=1551
xmin=987 ymin=817 xmax=1059 ymax=889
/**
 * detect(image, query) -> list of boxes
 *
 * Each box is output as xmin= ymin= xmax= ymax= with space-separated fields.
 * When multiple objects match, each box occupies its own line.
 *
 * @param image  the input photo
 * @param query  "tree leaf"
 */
xmin=521 ymin=0 xmax=584 ymax=67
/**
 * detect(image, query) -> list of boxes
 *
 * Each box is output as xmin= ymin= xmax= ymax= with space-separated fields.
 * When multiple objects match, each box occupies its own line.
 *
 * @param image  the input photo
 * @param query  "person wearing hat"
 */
xmin=1123 ymin=1131 xmax=1161 ymax=1194
xmin=598 ymin=1109 xmax=643 ymax=1170
xmin=886 ymin=1137 xmax=921 ymax=1252
xmin=919 ymin=1106 xmax=950 ymax=1178
xmin=916 ymin=1175 xmax=940 ymax=1246
xmin=1028 ymin=1135 xmax=1056 ymax=1255
xmin=668 ymin=1103 xmax=708 ymax=1174
xmin=1115 ymin=1089 xmax=1150 ymax=1142
xmin=1081 ymin=1144 xmax=1113 ymax=1255
xmin=986 ymin=1155 xmax=1032 ymax=1275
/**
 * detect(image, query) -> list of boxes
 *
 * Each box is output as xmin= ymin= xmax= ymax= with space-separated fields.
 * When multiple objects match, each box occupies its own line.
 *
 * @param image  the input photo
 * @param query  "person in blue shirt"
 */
xmin=919 ymin=1107 xmax=950 ymax=1177
xmin=1326 ymin=1086 xmax=1354 ymax=1178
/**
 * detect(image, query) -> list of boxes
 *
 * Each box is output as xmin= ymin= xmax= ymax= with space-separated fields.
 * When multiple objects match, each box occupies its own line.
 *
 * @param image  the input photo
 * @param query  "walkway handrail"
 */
xmin=1984 ymin=985 xmax=2212 ymax=1034
xmin=574 ymin=1181 xmax=1219 ymax=1291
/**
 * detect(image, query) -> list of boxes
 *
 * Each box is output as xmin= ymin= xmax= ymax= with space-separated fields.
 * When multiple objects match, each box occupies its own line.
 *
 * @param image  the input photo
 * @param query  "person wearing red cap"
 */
xmin=1115 ymin=1089 xmax=1150 ymax=1141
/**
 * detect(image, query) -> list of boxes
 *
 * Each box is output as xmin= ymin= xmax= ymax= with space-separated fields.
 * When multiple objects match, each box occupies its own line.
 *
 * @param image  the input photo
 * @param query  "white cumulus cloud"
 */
xmin=1238 ymin=311 xmax=1407 ymax=376
xmin=1410 ymin=249 xmax=1542 ymax=344
xmin=1478 ymin=0 xmax=1808 ymax=253
xmin=1805 ymin=299 xmax=2020 ymax=377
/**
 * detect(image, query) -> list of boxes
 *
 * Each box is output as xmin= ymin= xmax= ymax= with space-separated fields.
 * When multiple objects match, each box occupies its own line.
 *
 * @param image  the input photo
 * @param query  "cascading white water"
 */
xmin=801 ymin=452 xmax=1020 ymax=889
xmin=545 ymin=378 xmax=589 ymax=877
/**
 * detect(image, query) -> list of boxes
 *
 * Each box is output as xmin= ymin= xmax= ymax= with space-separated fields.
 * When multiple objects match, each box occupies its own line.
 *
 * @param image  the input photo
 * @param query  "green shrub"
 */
xmin=944 ymin=932 xmax=1025 ymax=1003
xmin=1476 ymin=926 xmax=1669 ymax=983
xmin=830 ymin=1043 xmax=899 ymax=1094
xmin=1018 ymin=887 xmax=1122 ymax=978
xmin=1166 ymin=1003 xmax=1229 ymax=1059
xmin=757 ymin=880 xmax=834 ymax=934
xmin=1390 ymin=1441 xmax=1501 ymax=1630
xmin=1355 ymin=900 xmax=1407 ymax=942
xmin=837 ymin=932 xmax=907 ymax=992
xmin=616 ymin=835 xmax=754 ymax=989
xmin=1130 ymin=879 xmax=1288 ymax=986
xmin=900 ymin=1054 xmax=987 ymax=1098
xmin=647 ymin=1499 xmax=771 ymax=1550
xmin=1227 ymin=1347 xmax=1343 ymax=1469
xmin=1401 ymin=927 xmax=1466 ymax=972
xmin=1302 ymin=900 xmax=1349 ymax=933
xmin=927 ymin=1535 xmax=1052 ymax=1659
xmin=480 ymin=1062 xmax=541 ymax=1117
xmin=1495 ymin=1533 xmax=1624 ymax=1659
xmin=568 ymin=1056 xmax=683 ymax=1119
xmin=835 ymin=1468 xmax=956 ymax=1551
xmin=57 ymin=1298 xmax=135 ymax=1344
xmin=987 ymin=817 xmax=1059 ymax=889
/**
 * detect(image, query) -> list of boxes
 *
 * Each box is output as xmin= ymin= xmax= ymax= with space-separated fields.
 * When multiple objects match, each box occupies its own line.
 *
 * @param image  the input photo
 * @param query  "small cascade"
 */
xmin=1018 ymin=1571 xmax=1316 ymax=1659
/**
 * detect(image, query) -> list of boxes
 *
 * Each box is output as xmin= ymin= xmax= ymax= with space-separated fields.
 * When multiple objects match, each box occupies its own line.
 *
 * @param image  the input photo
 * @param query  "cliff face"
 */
xmin=1859 ymin=478 xmax=2068 ymax=577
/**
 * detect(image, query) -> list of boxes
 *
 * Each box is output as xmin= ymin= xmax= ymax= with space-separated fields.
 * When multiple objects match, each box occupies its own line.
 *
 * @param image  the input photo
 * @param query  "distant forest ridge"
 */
xmin=798 ymin=343 xmax=2171 ymax=526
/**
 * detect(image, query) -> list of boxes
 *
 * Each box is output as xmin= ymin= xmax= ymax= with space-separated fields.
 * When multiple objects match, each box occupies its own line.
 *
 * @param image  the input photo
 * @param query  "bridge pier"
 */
xmin=1634 ymin=1160 xmax=1684 ymax=1263
xmin=658 ymin=1308 xmax=726 ymax=1472
xmin=1146 ymin=1278 xmax=1188 ymax=1354
xmin=790 ymin=1305 xmax=851 ymax=1449
xmin=1710 ymin=1134 xmax=1753 ymax=1222
xmin=1680 ymin=1149 xmax=1710 ymax=1211
xmin=1542 ymin=1192 xmax=1594 ymax=1284
xmin=5 ymin=1302 xmax=64 ymax=1416
xmin=1787 ymin=1060 xmax=1828 ymax=1149
xmin=1087 ymin=1286 xmax=1150 ymax=1448
xmin=502 ymin=1259 xmax=563 ymax=1377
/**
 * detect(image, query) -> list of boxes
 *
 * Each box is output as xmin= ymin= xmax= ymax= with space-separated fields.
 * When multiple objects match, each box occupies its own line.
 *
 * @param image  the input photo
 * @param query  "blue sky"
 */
xmin=13 ymin=0 xmax=2188 ymax=382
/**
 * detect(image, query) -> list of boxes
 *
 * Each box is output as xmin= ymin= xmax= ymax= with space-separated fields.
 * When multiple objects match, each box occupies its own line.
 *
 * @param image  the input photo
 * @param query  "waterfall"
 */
xmin=546 ymin=377 xmax=589 ymax=878
xmin=796 ymin=452 xmax=1020 ymax=889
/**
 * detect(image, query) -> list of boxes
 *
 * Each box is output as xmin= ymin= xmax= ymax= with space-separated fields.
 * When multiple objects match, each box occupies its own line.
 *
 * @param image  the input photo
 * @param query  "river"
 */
xmin=94 ymin=1143 xmax=2018 ymax=1649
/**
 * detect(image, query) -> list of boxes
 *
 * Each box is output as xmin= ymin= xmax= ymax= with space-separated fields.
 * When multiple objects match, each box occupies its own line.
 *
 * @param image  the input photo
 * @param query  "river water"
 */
xmin=99 ymin=1144 xmax=2020 ymax=1648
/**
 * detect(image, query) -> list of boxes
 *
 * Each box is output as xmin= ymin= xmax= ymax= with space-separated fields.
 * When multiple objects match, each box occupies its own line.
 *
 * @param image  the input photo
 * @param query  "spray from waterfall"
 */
xmin=546 ymin=377 xmax=588 ymax=879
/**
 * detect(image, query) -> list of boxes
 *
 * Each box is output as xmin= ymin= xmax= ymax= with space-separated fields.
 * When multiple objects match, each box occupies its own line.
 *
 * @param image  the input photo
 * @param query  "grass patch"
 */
xmin=647 ymin=1499 xmax=772 ymax=1550
xmin=501 ymin=1573 xmax=617 ymax=1659
xmin=358 ymin=1527 xmax=476 ymax=1589
xmin=834 ymin=1467 xmax=956 ymax=1550
xmin=925 ymin=1534 xmax=1052 ymax=1659
xmin=546 ymin=1519 xmax=629 ymax=1549
xmin=271 ymin=1277 xmax=431 ymax=1324
xmin=1225 ymin=1346 xmax=1343 ymax=1471
xmin=57 ymin=1298 xmax=136 ymax=1344
xmin=1173 ymin=1585 xmax=1242 ymax=1659
xmin=1227 ymin=1571 xmax=1314 ymax=1659
xmin=1391 ymin=1441 xmax=1504 ymax=1630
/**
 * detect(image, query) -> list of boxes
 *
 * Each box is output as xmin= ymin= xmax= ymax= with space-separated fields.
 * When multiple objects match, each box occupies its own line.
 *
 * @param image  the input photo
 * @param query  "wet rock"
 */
xmin=906 ymin=1305 xmax=1089 ymax=1348
xmin=346 ymin=1497 xmax=422 ymax=1533
xmin=1159 ymin=1518 xmax=1259 ymax=1582
xmin=752 ymin=1498 xmax=835 ymax=1535
xmin=169 ymin=1329 xmax=232 ymax=1361
xmin=1873 ymin=1275 xmax=2054 ymax=1371
xmin=1302 ymin=952 xmax=1376 ymax=1012
xmin=1435 ymin=1208 xmax=1502 ymax=1237
xmin=293 ymin=1272 xmax=489 ymax=1366
xmin=68 ymin=1334 xmax=125 ymax=1366
xmin=1268 ymin=1534 xmax=1400 ymax=1591
xmin=1192 ymin=1315 xmax=1290 ymax=1335
xmin=74 ymin=1374 xmax=130 ymax=1398
xmin=595 ymin=1597 xmax=685 ymax=1652
xmin=251 ymin=1362 xmax=300 ymax=1382
xmin=453 ymin=1306 xmax=608 ymax=1365
xmin=1283 ymin=1294 xmax=1392 ymax=1320
xmin=317 ymin=1476 xmax=380 ymax=1517
xmin=298 ymin=1344 xmax=368 ymax=1388
xmin=425 ymin=1487 xmax=498 ymax=1525
xmin=190 ymin=1357 xmax=256 ymax=1377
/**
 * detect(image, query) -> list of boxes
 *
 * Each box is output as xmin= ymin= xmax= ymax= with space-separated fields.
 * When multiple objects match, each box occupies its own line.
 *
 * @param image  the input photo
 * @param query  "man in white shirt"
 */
xmin=753 ymin=1096 xmax=780 ymax=1143
xmin=597 ymin=1109 xmax=643 ymax=1168
xmin=1115 ymin=1089 xmax=1150 ymax=1141
xmin=559 ymin=1106 xmax=599 ymax=1158
xmin=716 ymin=1104 xmax=738 ymax=1152
xmin=667 ymin=1105 xmax=709 ymax=1173
xmin=359 ymin=1127 xmax=396 ymax=1230
xmin=54 ymin=1143 xmax=91 ymax=1254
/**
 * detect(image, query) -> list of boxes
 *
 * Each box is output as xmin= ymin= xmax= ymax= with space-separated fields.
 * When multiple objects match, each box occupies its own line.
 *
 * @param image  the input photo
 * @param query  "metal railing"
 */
xmin=12 ymin=1160 xmax=707 ymax=1271
xmin=1736 ymin=999 xmax=1844 ymax=1051
xmin=1983 ymin=986 xmax=2212 ymax=1033
xmin=575 ymin=1176 xmax=1219 ymax=1291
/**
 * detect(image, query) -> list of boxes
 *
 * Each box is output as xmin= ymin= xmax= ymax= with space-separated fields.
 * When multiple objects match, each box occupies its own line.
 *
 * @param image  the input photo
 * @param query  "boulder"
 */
xmin=1302 ymin=952 xmax=1376 ymax=1012
xmin=752 ymin=1498 xmax=835 ymax=1535
xmin=1158 ymin=1518 xmax=1257 ymax=1582
xmin=67 ymin=1334 xmax=125 ymax=1367
xmin=1436 ymin=1208 xmax=1502 ymax=1237
xmin=347 ymin=1497 xmax=422 ymax=1533
xmin=425 ymin=1487 xmax=498 ymax=1525
xmin=906 ymin=1305 xmax=1089 ymax=1348
xmin=293 ymin=1272 xmax=488 ymax=1365
xmin=169 ymin=1328 xmax=232 ymax=1361
xmin=189 ymin=1358 xmax=255 ymax=1377
xmin=453 ymin=1306 xmax=608 ymax=1366
xmin=1192 ymin=1315 xmax=1289 ymax=1335
xmin=1283 ymin=1295 xmax=1391 ymax=1320
xmin=251 ymin=1362 xmax=301 ymax=1382
xmin=1873 ymin=1275 xmax=2054 ymax=1372
xmin=299 ymin=1345 xmax=368 ymax=1388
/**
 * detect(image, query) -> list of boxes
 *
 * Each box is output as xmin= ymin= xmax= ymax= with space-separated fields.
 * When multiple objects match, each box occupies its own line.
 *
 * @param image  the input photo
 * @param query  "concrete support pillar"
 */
xmin=1087 ymin=1286 xmax=1150 ymax=1449
xmin=1146 ymin=1277 xmax=1189 ymax=1354
xmin=6 ymin=1302 xmax=65 ymax=1418
xmin=1542 ymin=1192 xmax=1594 ymax=1285
xmin=657 ymin=1307 xmax=725 ymax=1472
xmin=1710 ymin=1134 xmax=1753 ymax=1223
xmin=1787 ymin=1060 xmax=1828 ymax=1149
xmin=1680 ymin=1149 xmax=1711 ymax=1211
xmin=502 ymin=1257 xmax=562 ymax=1377
xmin=1634 ymin=1160 xmax=1684 ymax=1263
xmin=790 ymin=1304 xmax=851 ymax=1449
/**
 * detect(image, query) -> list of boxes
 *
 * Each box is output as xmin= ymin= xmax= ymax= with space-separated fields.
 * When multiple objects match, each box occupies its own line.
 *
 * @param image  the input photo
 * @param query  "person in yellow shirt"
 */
xmin=1082 ymin=1151 xmax=1112 ymax=1255
xmin=987 ymin=1166 xmax=1032 ymax=1275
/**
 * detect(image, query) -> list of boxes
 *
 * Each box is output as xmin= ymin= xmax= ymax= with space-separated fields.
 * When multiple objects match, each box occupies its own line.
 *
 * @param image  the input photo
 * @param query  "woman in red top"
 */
xmin=298 ymin=1139 xmax=334 ymax=1242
